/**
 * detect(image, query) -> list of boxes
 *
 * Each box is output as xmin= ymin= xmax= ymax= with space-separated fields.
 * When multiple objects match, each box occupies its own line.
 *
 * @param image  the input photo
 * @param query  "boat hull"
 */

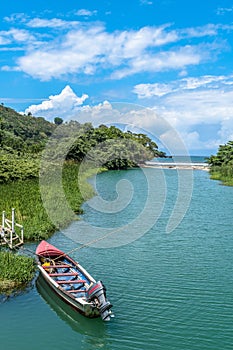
xmin=38 ymin=267 xmax=100 ymax=318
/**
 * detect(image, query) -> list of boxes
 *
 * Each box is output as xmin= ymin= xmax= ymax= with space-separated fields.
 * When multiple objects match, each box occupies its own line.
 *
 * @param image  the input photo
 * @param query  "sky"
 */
xmin=1 ymin=0 xmax=233 ymax=155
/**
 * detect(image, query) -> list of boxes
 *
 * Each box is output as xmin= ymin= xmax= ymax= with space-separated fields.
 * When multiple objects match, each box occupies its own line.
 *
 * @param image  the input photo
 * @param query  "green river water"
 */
xmin=1 ymin=160 xmax=233 ymax=350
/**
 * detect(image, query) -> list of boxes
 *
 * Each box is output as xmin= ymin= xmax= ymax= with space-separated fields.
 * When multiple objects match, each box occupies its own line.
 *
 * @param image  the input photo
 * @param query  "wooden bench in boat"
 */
xmin=67 ymin=289 xmax=86 ymax=293
xmin=57 ymin=279 xmax=86 ymax=284
xmin=49 ymin=272 xmax=78 ymax=277
xmin=42 ymin=264 xmax=72 ymax=269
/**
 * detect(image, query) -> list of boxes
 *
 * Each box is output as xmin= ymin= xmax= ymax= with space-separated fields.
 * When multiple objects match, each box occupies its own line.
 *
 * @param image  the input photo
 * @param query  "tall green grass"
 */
xmin=0 ymin=251 xmax=36 ymax=293
xmin=210 ymin=165 xmax=233 ymax=186
xmin=0 ymin=162 xmax=98 ymax=241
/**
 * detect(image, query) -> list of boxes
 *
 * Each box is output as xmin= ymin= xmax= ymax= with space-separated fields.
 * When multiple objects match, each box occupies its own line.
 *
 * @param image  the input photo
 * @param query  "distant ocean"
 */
xmin=155 ymin=155 xmax=208 ymax=163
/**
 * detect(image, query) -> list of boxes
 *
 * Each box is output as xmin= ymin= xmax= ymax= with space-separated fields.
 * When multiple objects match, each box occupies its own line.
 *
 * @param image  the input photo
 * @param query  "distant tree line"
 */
xmin=0 ymin=105 xmax=166 ymax=183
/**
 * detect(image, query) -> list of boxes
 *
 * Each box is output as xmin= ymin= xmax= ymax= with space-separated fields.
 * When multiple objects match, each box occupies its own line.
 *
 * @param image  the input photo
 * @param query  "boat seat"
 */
xmin=49 ymin=272 xmax=78 ymax=277
xmin=42 ymin=264 xmax=71 ymax=269
xmin=67 ymin=289 xmax=86 ymax=293
xmin=57 ymin=279 xmax=86 ymax=284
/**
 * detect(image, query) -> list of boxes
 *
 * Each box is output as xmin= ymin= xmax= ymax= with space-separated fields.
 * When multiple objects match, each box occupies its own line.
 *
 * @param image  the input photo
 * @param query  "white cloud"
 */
xmin=133 ymin=74 xmax=233 ymax=98
xmin=0 ymin=28 xmax=35 ymax=46
xmin=26 ymin=18 xmax=80 ymax=28
xmin=10 ymin=21 xmax=227 ymax=81
xmin=140 ymin=0 xmax=153 ymax=5
xmin=112 ymin=45 xmax=204 ymax=79
xmin=0 ymin=35 xmax=11 ymax=45
xmin=76 ymin=9 xmax=97 ymax=17
xmin=4 ymin=13 xmax=28 ymax=23
xmin=133 ymin=75 xmax=233 ymax=152
xmin=216 ymin=7 xmax=233 ymax=15
xmin=181 ymin=24 xmax=219 ymax=38
xmin=134 ymin=83 xmax=174 ymax=97
xmin=24 ymin=82 xmax=233 ymax=153
xmin=25 ymin=86 xmax=88 ymax=120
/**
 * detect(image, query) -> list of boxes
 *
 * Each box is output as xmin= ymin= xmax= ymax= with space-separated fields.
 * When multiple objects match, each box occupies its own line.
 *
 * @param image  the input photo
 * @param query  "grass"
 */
xmin=210 ymin=165 xmax=233 ymax=186
xmin=0 ymin=251 xmax=36 ymax=294
xmin=0 ymin=162 xmax=99 ymax=241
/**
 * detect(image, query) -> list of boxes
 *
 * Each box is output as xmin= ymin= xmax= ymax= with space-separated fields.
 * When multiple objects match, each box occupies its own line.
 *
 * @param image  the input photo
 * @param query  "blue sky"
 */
xmin=1 ymin=0 xmax=233 ymax=155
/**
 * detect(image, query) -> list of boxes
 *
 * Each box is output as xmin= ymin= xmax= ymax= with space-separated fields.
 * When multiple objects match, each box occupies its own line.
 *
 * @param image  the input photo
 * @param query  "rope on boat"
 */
xmin=16 ymin=224 xmax=123 ymax=261
xmin=53 ymin=225 xmax=123 ymax=261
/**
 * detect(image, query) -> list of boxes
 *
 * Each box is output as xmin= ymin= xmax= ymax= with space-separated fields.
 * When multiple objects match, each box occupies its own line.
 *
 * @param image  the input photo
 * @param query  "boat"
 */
xmin=35 ymin=240 xmax=114 ymax=321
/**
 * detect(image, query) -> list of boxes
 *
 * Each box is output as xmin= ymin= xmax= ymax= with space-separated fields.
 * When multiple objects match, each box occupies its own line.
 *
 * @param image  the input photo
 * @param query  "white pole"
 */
xmin=12 ymin=208 xmax=15 ymax=233
xmin=2 ymin=211 xmax=5 ymax=229
xmin=10 ymin=208 xmax=15 ymax=248
xmin=21 ymin=227 xmax=24 ymax=244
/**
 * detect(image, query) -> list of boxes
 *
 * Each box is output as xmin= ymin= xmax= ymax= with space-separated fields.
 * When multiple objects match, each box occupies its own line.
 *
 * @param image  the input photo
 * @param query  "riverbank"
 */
xmin=210 ymin=171 xmax=233 ymax=186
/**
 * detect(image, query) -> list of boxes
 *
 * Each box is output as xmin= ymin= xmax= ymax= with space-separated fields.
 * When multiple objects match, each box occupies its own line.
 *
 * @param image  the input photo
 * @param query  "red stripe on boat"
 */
xmin=88 ymin=283 xmax=101 ymax=294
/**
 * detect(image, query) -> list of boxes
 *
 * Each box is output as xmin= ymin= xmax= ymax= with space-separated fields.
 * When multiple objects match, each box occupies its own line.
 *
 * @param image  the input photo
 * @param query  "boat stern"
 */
xmin=87 ymin=281 xmax=113 ymax=321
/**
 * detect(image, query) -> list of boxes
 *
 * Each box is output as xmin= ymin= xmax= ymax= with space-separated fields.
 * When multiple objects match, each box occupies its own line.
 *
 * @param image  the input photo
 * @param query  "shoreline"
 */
xmin=142 ymin=162 xmax=210 ymax=171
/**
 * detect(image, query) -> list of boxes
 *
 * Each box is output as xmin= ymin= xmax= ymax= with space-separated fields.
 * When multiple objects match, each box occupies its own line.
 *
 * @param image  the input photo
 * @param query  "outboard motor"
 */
xmin=87 ymin=281 xmax=113 ymax=321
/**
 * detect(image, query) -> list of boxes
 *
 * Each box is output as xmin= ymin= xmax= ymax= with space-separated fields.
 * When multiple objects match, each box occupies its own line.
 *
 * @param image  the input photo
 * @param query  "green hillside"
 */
xmin=0 ymin=104 xmax=55 ymax=153
xmin=0 ymin=104 xmax=166 ymax=183
xmin=0 ymin=105 xmax=55 ymax=182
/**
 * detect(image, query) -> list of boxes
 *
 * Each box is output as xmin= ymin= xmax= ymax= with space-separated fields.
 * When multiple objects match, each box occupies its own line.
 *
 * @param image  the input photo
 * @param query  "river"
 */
xmin=1 ymin=158 xmax=233 ymax=350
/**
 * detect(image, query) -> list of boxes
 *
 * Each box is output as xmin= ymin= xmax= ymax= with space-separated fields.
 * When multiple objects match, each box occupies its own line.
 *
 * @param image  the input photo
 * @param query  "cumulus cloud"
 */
xmin=23 ymin=76 xmax=233 ymax=153
xmin=23 ymin=81 xmax=233 ymax=154
xmin=23 ymin=86 xmax=191 ymax=155
xmin=133 ymin=75 xmax=233 ymax=152
xmin=25 ymin=85 xmax=88 ymax=120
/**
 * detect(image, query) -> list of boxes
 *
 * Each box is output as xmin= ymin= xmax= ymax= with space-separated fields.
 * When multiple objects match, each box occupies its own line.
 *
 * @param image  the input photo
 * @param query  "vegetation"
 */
xmin=0 ymin=104 xmax=167 ymax=293
xmin=0 ymin=251 xmax=35 ymax=293
xmin=207 ymin=141 xmax=233 ymax=185
xmin=0 ymin=104 xmax=167 ymax=240
xmin=0 ymin=164 xmax=97 ymax=241
xmin=0 ymin=105 xmax=165 ymax=182
xmin=0 ymin=105 xmax=54 ymax=153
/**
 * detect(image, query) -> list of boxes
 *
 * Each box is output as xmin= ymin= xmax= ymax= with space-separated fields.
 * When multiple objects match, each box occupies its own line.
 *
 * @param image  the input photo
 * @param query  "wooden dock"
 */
xmin=0 ymin=209 xmax=24 ymax=249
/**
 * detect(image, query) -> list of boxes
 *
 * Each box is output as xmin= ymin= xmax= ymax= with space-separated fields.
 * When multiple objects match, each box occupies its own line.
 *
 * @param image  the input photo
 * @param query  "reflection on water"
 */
xmin=36 ymin=274 xmax=107 ymax=340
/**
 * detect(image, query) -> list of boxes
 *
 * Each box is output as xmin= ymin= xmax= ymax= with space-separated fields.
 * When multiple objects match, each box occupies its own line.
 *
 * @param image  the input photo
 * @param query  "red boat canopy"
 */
xmin=36 ymin=240 xmax=64 ymax=257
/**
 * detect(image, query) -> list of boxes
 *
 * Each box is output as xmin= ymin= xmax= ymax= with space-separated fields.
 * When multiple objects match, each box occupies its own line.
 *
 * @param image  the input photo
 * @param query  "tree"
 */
xmin=54 ymin=117 xmax=63 ymax=125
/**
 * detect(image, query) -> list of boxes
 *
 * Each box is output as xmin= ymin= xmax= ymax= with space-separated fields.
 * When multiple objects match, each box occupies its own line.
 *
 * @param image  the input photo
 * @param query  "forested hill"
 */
xmin=0 ymin=104 xmax=55 ymax=153
xmin=0 ymin=104 xmax=166 ymax=183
